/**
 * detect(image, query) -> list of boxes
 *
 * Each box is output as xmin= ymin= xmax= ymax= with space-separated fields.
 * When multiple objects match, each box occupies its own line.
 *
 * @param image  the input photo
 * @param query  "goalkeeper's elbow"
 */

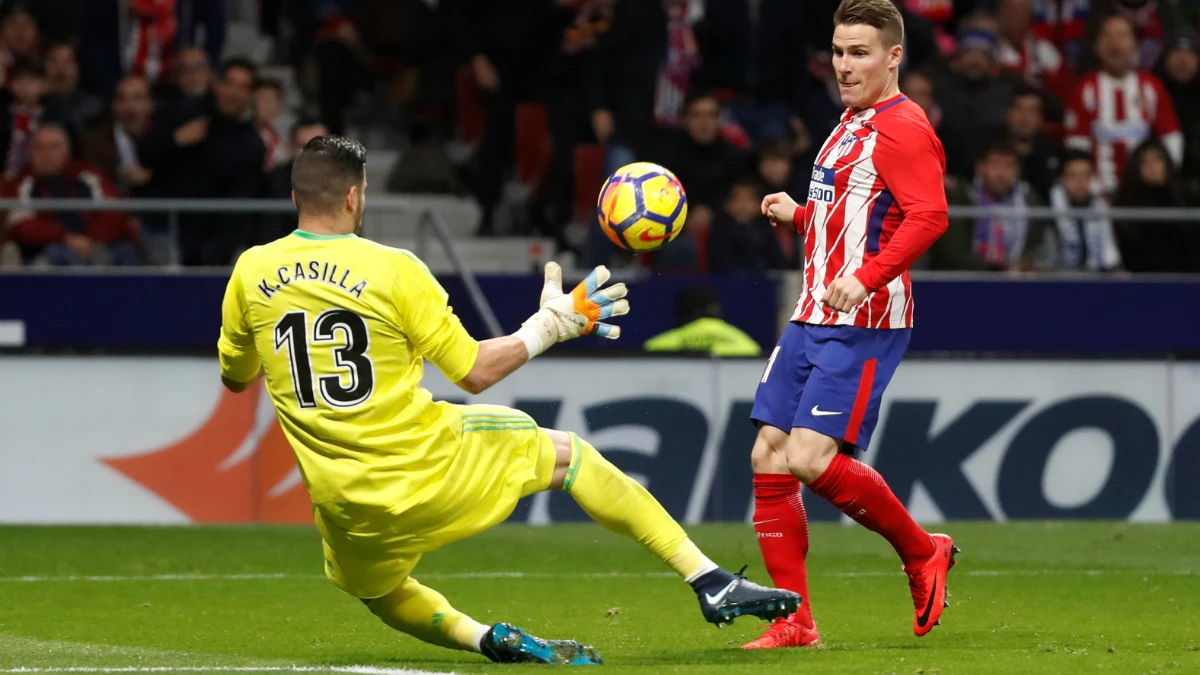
xmin=455 ymin=372 xmax=489 ymax=395
xmin=222 ymin=374 xmax=256 ymax=393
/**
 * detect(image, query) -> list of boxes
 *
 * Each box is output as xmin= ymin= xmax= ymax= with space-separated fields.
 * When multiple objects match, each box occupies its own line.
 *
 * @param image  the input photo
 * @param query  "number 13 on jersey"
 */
xmin=274 ymin=309 xmax=376 ymax=409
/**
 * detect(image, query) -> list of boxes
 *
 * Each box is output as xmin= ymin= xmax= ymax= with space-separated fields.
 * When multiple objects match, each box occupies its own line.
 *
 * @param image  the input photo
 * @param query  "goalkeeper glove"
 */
xmin=514 ymin=262 xmax=629 ymax=359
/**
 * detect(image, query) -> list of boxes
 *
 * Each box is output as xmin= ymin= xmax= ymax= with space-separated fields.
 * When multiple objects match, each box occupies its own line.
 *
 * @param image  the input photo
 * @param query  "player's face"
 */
xmin=1097 ymin=18 xmax=1136 ymax=73
xmin=215 ymin=66 xmax=253 ymax=118
xmin=1060 ymin=159 xmax=1093 ymax=202
xmin=114 ymin=78 xmax=153 ymax=127
xmin=1139 ymin=148 xmax=1168 ymax=186
xmin=997 ymin=0 xmax=1031 ymax=42
xmin=45 ymin=45 xmax=78 ymax=93
xmin=1164 ymin=47 xmax=1199 ymax=84
xmin=9 ymin=74 xmax=44 ymax=106
xmin=177 ymin=49 xmax=211 ymax=96
xmin=978 ymin=153 xmax=1019 ymax=197
xmin=684 ymin=97 xmax=721 ymax=144
xmin=831 ymin=24 xmax=902 ymax=110
xmin=1 ymin=11 xmax=37 ymax=55
xmin=759 ymin=156 xmax=791 ymax=187
xmin=30 ymin=129 xmax=69 ymax=177
xmin=726 ymin=185 xmax=761 ymax=224
xmin=1006 ymin=95 xmax=1042 ymax=140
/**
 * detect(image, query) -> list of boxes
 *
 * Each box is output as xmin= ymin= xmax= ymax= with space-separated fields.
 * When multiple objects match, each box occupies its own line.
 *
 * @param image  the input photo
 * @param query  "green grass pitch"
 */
xmin=1 ymin=522 xmax=1198 ymax=674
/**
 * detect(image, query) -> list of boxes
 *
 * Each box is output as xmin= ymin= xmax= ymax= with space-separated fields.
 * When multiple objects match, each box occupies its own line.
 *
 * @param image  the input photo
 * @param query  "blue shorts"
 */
xmin=751 ymin=322 xmax=911 ymax=451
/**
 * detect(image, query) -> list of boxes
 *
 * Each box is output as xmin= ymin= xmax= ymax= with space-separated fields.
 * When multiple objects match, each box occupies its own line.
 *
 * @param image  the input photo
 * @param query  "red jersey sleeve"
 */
xmin=852 ymin=121 xmax=948 ymax=292
xmin=1150 ymin=74 xmax=1181 ymax=136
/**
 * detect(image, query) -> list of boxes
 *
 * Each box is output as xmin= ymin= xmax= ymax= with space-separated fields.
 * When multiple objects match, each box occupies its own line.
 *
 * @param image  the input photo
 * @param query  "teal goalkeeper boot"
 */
xmin=480 ymin=623 xmax=603 ymax=665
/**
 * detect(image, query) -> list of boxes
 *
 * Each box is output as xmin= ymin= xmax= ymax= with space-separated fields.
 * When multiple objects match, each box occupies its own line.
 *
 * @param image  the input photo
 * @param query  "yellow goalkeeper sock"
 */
xmin=561 ymin=433 xmax=717 ymax=582
xmin=365 ymin=577 xmax=489 ymax=652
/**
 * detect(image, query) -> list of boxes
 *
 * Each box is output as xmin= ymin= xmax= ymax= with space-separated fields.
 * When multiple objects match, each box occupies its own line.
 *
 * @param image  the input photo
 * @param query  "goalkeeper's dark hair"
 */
xmin=291 ymin=135 xmax=368 ymax=215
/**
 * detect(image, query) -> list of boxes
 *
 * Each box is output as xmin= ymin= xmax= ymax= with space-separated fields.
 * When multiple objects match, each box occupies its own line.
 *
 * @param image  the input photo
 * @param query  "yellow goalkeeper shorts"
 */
xmin=316 ymin=404 xmax=558 ymax=599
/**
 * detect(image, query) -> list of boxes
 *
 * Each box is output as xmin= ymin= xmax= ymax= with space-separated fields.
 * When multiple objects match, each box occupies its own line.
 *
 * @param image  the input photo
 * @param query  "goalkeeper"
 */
xmin=217 ymin=135 xmax=800 ymax=665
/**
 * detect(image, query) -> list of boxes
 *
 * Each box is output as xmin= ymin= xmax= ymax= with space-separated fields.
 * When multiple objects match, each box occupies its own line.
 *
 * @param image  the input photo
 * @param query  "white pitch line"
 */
xmin=0 ymin=662 xmax=453 ymax=667
xmin=0 ymin=574 xmax=304 ymax=583
xmin=0 ymin=569 xmax=1192 ymax=584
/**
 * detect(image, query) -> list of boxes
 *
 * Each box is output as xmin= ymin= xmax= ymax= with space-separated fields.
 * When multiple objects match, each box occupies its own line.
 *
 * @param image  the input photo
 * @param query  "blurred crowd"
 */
xmin=0 ymin=0 xmax=1198 ymax=273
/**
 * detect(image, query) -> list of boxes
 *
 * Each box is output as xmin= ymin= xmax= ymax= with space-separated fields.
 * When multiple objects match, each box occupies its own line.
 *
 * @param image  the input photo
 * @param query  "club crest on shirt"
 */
xmin=833 ymin=131 xmax=858 ymax=160
xmin=808 ymin=165 xmax=835 ymax=204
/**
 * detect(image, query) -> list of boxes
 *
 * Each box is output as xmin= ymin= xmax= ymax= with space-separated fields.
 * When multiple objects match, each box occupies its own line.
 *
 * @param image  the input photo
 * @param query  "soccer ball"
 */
xmin=596 ymin=162 xmax=687 ymax=252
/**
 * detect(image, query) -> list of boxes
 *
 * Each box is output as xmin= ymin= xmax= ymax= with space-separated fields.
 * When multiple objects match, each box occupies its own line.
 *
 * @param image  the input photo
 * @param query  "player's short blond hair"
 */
xmin=834 ymin=0 xmax=905 ymax=49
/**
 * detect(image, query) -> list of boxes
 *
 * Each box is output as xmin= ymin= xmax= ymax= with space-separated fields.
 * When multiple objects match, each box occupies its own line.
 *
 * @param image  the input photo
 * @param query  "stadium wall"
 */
xmin=1 ymin=356 xmax=1197 ymax=524
xmin=2 ymin=272 xmax=1199 ymax=354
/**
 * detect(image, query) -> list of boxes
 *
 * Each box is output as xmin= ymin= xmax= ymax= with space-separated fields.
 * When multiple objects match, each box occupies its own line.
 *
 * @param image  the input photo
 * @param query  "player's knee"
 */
xmin=546 ymin=429 xmax=573 ymax=471
xmin=750 ymin=424 xmax=789 ymax=473
xmin=785 ymin=429 xmax=840 ymax=484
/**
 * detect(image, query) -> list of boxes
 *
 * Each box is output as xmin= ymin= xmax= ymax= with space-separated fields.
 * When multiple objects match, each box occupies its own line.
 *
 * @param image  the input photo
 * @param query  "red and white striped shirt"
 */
xmin=790 ymin=94 xmax=948 ymax=330
xmin=1065 ymin=70 xmax=1183 ymax=193
xmin=124 ymin=0 xmax=178 ymax=85
xmin=997 ymin=35 xmax=1075 ymax=101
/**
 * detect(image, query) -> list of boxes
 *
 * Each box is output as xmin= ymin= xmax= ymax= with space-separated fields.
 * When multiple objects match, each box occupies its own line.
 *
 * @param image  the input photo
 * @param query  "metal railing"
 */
xmin=0 ymin=197 xmax=504 ymax=338
xmin=4 ymin=196 xmax=1200 ymax=340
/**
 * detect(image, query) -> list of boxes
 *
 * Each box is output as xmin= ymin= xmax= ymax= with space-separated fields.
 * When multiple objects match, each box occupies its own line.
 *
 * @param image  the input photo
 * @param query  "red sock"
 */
xmin=752 ymin=473 xmax=814 ymax=628
xmin=807 ymin=453 xmax=935 ymax=569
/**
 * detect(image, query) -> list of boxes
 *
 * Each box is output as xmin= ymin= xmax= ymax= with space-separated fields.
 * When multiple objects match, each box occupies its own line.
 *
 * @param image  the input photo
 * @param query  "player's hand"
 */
xmin=592 ymin=109 xmax=615 ymax=143
xmin=516 ymin=262 xmax=629 ymax=358
xmin=540 ymin=262 xmax=628 ymax=340
xmin=174 ymin=117 xmax=209 ymax=146
xmin=64 ymin=233 xmax=93 ymax=261
xmin=821 ymin=275 xmax=868 ymax=313
xmin=120 ymin=164 xmax=153 ymax=186
xmin=762 ymin=192 xmax=800 ymax=227
xmin=472 ymin=54 xmax=500 ymax=92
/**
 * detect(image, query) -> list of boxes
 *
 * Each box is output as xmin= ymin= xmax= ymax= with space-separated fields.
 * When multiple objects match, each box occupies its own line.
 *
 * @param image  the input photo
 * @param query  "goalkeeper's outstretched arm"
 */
xmin=454 ymin=263 xmax=628 ymax=395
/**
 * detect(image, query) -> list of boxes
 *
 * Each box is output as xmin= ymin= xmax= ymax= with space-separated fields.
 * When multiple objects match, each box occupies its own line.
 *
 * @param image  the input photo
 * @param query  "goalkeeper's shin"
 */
xmin=559 ymin=432 xmax=716 ymax=581
xmin=364 ymin=577 xmax=488 ymax=652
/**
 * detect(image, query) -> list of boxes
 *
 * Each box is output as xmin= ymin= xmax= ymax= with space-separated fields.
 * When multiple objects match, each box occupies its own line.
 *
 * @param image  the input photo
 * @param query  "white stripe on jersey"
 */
xmin=812 ymin=151 xmax=877 ymax=308
xmin=1097 ymin=75 xmax=1116 ymax=190
xmin=886 ymin=274 xmax=907 ymax=328
xmin=790 ymin=98 xmax=932 ymax=330
xmin=831 ymin=135 xmax=880 ymax=283
xmin=794 ymin=109 xmax=887 ymax=326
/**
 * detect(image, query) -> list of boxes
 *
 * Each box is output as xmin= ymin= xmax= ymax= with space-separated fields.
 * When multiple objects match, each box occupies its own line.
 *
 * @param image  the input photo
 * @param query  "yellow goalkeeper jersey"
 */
xmin=217 ymin=230 xmax=480 ymax=528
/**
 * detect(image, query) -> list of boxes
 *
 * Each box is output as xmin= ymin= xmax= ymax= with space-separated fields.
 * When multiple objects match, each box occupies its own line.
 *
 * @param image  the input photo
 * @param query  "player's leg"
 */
xmin=318 ymin=538 xmax=481 ymax=652
xmin=363 ymin=575 xmax=601 ymax=664
xmin=787 ymin=325 xmax=958 ymax=635
xmin=743 ymin=322 xmax=820 ymax=649
xmin=363 ymin=570 xmax=487 ymax=651
xmin=320 ymin=533 xmax=600 ymax=664
xmin=542 ymin=427 xmax=800 ymax=627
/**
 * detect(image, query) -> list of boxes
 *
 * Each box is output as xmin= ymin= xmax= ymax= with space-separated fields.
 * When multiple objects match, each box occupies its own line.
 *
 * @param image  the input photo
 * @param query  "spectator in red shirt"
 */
xmin=996 ymin=0 xmax=1075 ymax=102
xmin=1065 ymin=15 xmax=1182 ymax=195
xmin=4 ymin=124 xmax=141 ymax=266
